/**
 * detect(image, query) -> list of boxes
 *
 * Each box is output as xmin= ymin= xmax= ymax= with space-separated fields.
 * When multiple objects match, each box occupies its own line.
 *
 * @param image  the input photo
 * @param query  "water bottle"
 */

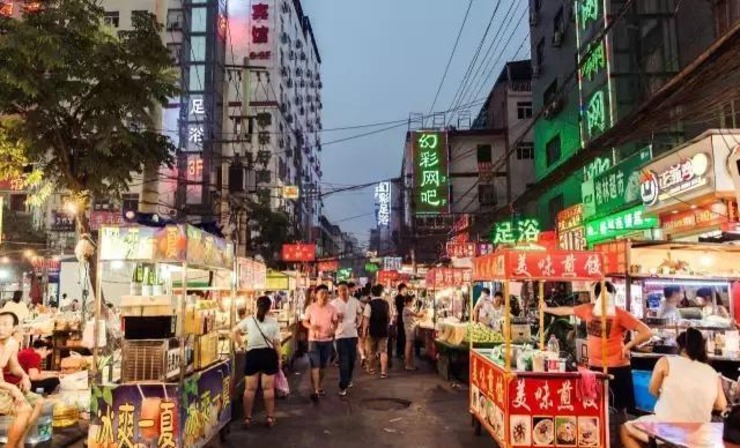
xmin=547 ymin=335 xmax=560 ymax=355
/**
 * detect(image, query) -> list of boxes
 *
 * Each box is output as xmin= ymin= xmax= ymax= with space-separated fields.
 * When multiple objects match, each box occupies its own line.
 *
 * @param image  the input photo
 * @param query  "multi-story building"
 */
xmin=528 ymin=0 xmax=718 ymax=230
xmin=226 ymin=0 xmax=323 ymax=245
xmin=399 ymin=61 xmax=536 ymax=262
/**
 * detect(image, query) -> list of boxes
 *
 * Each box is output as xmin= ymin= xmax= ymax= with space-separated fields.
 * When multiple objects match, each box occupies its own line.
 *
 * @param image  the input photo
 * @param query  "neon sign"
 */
xmin=641 ymin=153 xmax=710 ymax=206
xmin=584 ymin=206 xmax=658 ymax=243
xmin=413 ymin=131 xmax=449 ymax=214
xmin=491 ymin=218 xmax=541 ymax=245
xmin=375 ymin=182 xmax=391 ymax=227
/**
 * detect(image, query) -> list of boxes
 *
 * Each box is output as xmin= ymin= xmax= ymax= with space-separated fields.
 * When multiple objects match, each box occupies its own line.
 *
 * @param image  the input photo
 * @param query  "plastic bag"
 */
xmin=275 ymin=369 xmax=290 ymax=397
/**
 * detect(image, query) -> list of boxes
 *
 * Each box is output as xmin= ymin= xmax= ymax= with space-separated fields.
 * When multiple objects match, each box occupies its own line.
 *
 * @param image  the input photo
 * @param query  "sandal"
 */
xmin=367 ymin=369 xmax=376 ymax=375
xmin=243 ymin=417 xmax=253 ymax=429
xmin=380 ymin=373 xmax=388 ymax=379
xmin=266 ymin=416 xmax=275 ymax=428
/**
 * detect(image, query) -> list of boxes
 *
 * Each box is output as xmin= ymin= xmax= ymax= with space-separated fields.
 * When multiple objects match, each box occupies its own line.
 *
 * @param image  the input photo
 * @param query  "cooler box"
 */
xmin=633 ymin=370 xmax=657 ymax=413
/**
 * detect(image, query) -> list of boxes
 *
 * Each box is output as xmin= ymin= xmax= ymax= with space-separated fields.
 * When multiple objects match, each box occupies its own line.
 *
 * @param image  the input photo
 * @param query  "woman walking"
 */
xmin=403 ymin=295 xmax=424 ymax=371
xmin=232 ymin=296 xmax=282 ymax=428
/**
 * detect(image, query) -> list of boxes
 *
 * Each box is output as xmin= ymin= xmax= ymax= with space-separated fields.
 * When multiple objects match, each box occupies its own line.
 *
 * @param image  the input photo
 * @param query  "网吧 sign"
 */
xmin=413 ymin=131 xmax=449 ymax=215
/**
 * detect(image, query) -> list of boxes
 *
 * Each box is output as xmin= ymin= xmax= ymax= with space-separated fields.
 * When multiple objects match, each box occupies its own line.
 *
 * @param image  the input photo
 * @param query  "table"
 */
xmin=634 ymin=422 xmax=740 ymax=448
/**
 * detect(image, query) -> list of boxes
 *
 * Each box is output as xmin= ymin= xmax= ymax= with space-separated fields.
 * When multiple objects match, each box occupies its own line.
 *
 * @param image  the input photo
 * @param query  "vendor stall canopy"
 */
xmin=473 ymin=249 xmax=605 ymax=281
xmin=99 ymin=224 xmax=235 ymax=270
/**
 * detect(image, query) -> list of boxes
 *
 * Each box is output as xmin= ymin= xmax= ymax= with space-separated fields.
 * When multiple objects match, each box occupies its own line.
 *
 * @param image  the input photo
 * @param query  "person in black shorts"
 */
xmin=233 ymin=296 xmax=281 ymax=428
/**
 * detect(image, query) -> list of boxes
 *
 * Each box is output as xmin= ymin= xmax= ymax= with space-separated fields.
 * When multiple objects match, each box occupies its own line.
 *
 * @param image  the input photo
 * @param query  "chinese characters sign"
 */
xmin=556 ymin=204 xmax=584 ymax=233
xmin=594 ymin=241 xmax=630 ymax=275
xmin=491 ymin=218 xmax=541 ymax=245
xmin=281 ymin=243 xmax=316 ymax=262
xmin=425 ymin=268 xmax=471 ymax=289
xmin=474 ymin=250 xmax=604 ymax=281
xmin=641 ymin=152 xmax=711 ymax=207
xmin=587 ymin=147 xmax=652 ymax=217
xmin=238 ymin=258 xmax=267 ymax=290
xmin=249 ymin=1 xmax=274 ymax=64
xmin=375 ymin=181 xmax=391 ymax=227
xmin=317 ymin=259 xmax=339 ymax=272
xmin=382 ymin=256 xmax=402 ymax=271
xmin=413 ymin=131 xmax=449 ymax=214
xmin=584 ymin=206 xmax=658 ymax=244
xmin=660 ymin=201 xmax=728 ymax=236
xmin=445 ymin=242 xmax=476 ymax=258
xmin=470 ymin=351 xmax=607 ymax=448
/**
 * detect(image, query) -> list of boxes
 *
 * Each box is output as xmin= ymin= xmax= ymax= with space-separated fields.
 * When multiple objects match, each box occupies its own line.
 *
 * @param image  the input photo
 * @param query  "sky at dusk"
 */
xmin=303 ymin=1 xmax=530 ymax=248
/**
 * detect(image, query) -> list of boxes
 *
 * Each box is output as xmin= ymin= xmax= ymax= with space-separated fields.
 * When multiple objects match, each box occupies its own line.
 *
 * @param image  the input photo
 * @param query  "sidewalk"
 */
xmin=209 ymin=356 xmax=491 ymax=448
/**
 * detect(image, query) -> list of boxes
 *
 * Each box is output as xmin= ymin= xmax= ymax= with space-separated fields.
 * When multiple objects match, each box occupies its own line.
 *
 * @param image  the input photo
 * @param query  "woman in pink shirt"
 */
xmin=302 ymin=285 xmax=338 ymax=402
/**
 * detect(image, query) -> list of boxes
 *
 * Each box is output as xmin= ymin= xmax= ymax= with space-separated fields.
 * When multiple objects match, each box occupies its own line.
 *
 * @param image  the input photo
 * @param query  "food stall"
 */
xmin=470 ymin=248 xmax=610 ymax=448
xmin=87 ymin=224 xmax=236 ymax=448
xmin=264 ymin=269 xmax=301 ymax=361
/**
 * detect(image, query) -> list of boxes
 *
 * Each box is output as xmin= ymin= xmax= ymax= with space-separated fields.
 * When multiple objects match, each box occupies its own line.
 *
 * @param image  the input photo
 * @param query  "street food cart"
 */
xmin=470 ymin=248 xmax=610 ymax=448
xmin=87 ymin=224 xmax=236 ymax=448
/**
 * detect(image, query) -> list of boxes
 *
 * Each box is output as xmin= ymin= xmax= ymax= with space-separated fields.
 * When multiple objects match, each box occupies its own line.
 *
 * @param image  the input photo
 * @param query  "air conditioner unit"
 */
xmin=280 ymin=66 xmax=288 ymax=77
xmin=532 ymin=64 xmax=541 ymax=78
xmin=317 ymin=81 xmax=323 ymax=89
xmin=286 ymin=78 xmax=293 ymax=88
xmin=300 ymin=52 xmax=306 ymax=61
xmin=552 ymin=30 xmax=563 ymax=47
xmin=529 ymin=10 xmax=538 ymax=26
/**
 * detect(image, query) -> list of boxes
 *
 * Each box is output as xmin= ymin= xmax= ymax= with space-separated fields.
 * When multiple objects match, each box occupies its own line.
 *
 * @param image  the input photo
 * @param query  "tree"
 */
xmin=247 ymin=201 xmax=293 ymax=267
xmin=0 ymin=1 xmax=179 ymax=289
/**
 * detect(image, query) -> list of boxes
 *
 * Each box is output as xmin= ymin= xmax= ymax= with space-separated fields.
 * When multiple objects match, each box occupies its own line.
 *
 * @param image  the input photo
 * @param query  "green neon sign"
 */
xmin=413 ymin=131 xmax=449 ymax=214
xmin=585 ymin=89 xmax=607 ymax=138
xmin=337 ymin=268 xmax=352 ymax=281
xmin=364 ymin=263 xmax=379 ymax=273
xmin=491 ymin=218 xmax=541 ymax=245
xmin=584 ymin=206 xmax=658 ymax=243
xmin=589 ymin=147 xmax=653 ymax=216
xmin=580 ymin=0 xmax=600 ymax=29
xmin=582 ymin=41 xmax=606 ymax=81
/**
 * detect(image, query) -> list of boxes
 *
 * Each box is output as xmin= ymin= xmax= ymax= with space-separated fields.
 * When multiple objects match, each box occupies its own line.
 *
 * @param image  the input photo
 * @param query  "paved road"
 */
xmin=210 ymin=357 xmax=492 ymax=448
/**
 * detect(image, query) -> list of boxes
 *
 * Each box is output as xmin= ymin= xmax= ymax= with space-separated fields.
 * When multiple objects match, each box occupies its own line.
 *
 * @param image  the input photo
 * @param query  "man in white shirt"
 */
xmin=331 ymin=281 xmax=363 ymax=396
xmin=1 ymin=291 xmax=29 ymax=323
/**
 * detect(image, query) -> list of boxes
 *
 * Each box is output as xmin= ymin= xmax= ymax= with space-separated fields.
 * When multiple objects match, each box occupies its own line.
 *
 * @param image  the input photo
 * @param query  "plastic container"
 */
xmin=633 ymin=370 xmax=657 ymax=413
xmin=547 ymin=335 xmax=560 ymax=355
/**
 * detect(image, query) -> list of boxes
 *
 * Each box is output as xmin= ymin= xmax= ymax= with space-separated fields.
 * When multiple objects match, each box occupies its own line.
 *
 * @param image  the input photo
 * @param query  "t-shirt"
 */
xmin=331 ymin=297 xmax=362 ymax=339
xmin=304 ymin=303 xmax=338 ymax=342
xmin=402 ymin=307 xmax=416 ymax=334
xmin=236 ymin=316 xmax=280 ymax=351
xmin=574 ymin=304 xmax=641 ymax=368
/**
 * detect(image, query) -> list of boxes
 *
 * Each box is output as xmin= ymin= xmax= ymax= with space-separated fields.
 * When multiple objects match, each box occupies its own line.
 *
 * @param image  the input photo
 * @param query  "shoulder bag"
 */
xmin=252 ymin=316 xmax=274 ymax=349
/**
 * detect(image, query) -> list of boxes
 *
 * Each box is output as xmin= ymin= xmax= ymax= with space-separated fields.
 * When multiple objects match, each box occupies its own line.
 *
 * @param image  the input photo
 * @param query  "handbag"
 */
xmin=724 ymin=404 xmax=740 ymax=443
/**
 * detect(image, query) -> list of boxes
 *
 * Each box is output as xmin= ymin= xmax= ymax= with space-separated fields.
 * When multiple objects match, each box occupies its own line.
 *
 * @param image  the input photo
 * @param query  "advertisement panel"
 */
xmin=584 ymin=206 xmax=658 ymax=244
xmin=413 ymin=131 xmax=449 ymax=215
xmin=281 ymin=243 xmax=316 ymax=262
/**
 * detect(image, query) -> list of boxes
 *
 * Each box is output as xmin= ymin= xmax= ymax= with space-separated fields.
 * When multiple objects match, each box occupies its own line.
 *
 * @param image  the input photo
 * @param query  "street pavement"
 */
xmin=209 ymin=356 xmax=492 ymax=448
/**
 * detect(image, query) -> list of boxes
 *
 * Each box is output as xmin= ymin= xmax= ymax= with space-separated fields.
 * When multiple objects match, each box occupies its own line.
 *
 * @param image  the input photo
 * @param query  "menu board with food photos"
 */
xmin=470 ymin=350 xmax=607 ymax=448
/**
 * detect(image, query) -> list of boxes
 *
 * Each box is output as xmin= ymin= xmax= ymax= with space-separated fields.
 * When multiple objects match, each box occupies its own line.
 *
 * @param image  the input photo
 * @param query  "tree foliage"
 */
xmin=0 ymin=0 xmax=179 ymax=220
xmin=248 ymin=201 xmax=293 ymax=267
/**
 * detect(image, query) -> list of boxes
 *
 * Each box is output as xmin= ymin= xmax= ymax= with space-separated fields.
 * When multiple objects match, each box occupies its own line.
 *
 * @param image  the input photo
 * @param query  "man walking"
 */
xmin=331 ymin=282 xmax=362 ymax=396
xmin=363 ymin=284 xmax=391 ymax=379
xmin=393 ymin=283 xmax=408 ymax=360
xmin=303 ymin=285 xmax=338 ymax=402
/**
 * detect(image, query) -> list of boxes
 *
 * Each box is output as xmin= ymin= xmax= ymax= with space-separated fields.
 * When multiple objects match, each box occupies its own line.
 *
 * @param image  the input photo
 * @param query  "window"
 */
xmin=536 ymin=38 xmax=545 ymax=66
xmin=517 ymin=142 xmax=534 ymax=160
xmin=544 ymin=79 xmax=558 ymax=105
xmin=517 ymin=101 xmax=533 ymax=120
xmin=191 ymin=7 xmax=207 ymax=32
xmin=546 ymin=135 xmax=561 ymax=166
xmin=548 ymin=194 xmax=564 ymax=228
xmin=10 ymin=194 xmax=27 ymax=212
xmin=166 ymin=9 xmax=183 ymax=30
xmin=103 ymin=11 xmax=120 ymax=28
xmin=476 ymin=144 xmax=492 ymax=163
xmin=166 ymin=43 xmax=182 ymax=65
xmin=478 ymin=184 xmax=496 ymax=206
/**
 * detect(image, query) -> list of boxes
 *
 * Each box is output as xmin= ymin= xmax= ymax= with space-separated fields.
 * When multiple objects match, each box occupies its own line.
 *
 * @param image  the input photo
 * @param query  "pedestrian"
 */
xmin=357 ymin=285 xmax=371 ymax=368
xmin=363 ymin=284 xmax=391 ymax=379
xmin=392 ymin=283 xmax=408 ymax=361
xmin=403 ymin=295 xmax=424 ymax=371
xmin=542 ymin=281 xmax=652 ymax=415
xmin=331 ymin=282 xmax=363 ymax=396
xmin=1 ymin=291 xmax=29 ymax=324
xmin=621 ymin=328 xmax=727 ymax=448
xmin=232 ymin=296 xmax=281 ymax=428
xmin=303 ymin=284 xmax=338 ymax=402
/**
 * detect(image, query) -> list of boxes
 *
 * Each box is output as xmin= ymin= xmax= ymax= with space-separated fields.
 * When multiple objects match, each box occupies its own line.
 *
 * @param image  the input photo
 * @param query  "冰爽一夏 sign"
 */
xmin=413 ymin=132 xmax=449 ymax=215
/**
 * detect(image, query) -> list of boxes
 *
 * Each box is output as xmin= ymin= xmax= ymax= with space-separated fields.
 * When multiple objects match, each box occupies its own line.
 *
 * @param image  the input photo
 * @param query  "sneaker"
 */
xmin=338 ymin=389 xmax=348 ymax=397
xmin=347 ymin=382 xmax=354 ymax=389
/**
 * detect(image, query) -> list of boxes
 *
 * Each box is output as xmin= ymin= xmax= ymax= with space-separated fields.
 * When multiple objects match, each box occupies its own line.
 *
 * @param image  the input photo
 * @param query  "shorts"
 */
xmin=590 ymin=364 xmax=635 ymax=412
xmin=308 ymin=341 xmax=333 ymax=369
xmin=245 ymin=348 xmax=279 ymax=376
xmin=366 ymin=337 xmax=388 ymax=355
xmin=0 ymin=389 xmax=42 ymax=415
xmin=404 ymin=326 xmax=416 ymax=341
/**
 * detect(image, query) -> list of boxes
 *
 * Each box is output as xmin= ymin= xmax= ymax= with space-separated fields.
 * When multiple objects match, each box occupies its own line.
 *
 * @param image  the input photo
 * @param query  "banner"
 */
xmin=317 ymin=259 xmax=339 ymax=272
xmin=88 ymin=361 xmax=232 ymax=448
xmin=474 ymin=250 xmax=605 ymax=281
xmin=425 ymin=268 xmax=471 ymax=289
xmin=281 ymin=243 xmax=316 ymax=262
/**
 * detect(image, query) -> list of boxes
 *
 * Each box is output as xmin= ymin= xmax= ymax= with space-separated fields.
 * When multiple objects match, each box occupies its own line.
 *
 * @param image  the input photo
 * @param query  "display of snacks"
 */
xmin=555 ymin=416 xmax=577 ymax=446
xmin=465 ymin=322 xmax=504 ymax=344
xmin=510 ymin=415 xmax=531 ymax=446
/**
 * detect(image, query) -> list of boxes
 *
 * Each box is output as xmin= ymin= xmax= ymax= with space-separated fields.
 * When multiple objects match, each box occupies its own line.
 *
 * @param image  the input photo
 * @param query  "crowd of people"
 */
xmin=231 ymin=281 xmax=422 ymax=429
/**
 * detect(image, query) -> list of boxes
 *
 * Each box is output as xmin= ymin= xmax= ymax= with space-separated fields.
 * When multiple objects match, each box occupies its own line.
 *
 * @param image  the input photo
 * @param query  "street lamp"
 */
xmin=23 ymin=249 xmax=35 ymax=259
xmin=64 ymin=201 xmax=78 ymax=216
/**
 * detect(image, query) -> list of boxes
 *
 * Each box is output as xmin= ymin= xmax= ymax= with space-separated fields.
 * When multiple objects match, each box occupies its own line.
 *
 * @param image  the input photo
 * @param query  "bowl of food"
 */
xmin=578 ymin=417 xmax=599 ymax=447
xmin=555 ymin=417 xmax=577 ymax=446
xmin=532 ymin=418 xmax=554 ymax=446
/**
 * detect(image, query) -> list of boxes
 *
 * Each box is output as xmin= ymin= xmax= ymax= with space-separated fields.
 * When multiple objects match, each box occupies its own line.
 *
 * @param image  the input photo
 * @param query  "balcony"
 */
xmin=509 ymin=80 xmax=531 ymax=92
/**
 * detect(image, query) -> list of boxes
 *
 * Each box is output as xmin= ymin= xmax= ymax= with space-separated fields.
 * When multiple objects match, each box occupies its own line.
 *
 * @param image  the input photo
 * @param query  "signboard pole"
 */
xmin=538 ymin=281 xmax=545 ymax=351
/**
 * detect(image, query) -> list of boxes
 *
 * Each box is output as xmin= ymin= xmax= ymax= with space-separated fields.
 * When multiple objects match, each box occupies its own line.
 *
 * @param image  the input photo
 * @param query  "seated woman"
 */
xmin=621 ymin=328 xmax=728 ymax=448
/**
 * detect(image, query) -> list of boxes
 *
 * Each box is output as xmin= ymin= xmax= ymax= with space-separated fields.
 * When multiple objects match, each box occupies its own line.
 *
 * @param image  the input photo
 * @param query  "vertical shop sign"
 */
xmin=413 ymin=131 xmax=449 ymax=215
xmin=375 ymin=182 xmax=391 ymax=227
xmin=249 ymin=1 xmax=275 ymax=65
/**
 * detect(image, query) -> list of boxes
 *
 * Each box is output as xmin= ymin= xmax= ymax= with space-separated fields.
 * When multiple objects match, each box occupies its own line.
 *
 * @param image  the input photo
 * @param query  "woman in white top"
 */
xmin=621 ymin=328 xmax=728 ymax=448
xmin=232 ymin=296 xmax=281 ymax=428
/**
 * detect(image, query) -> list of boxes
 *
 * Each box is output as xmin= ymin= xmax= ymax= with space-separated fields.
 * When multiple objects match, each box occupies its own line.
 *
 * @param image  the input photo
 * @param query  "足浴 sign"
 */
xmin=490 ymin=218 xmax=540 ymax=245
xmin=584 ymin=206 xmax=658 ymax=243
xmin=375 ymin=182 xmax=391 ymax=226
xmin=641 ymin=153 xmax=711 ymax=207
xmin=413 ymin=131 xmax=449 ymax=215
